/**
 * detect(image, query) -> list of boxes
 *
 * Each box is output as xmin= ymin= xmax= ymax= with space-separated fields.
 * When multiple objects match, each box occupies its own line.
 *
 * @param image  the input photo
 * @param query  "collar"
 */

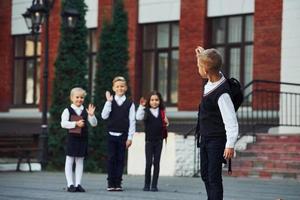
xmin=114 ymin=95 xmax=126 ymax=102
xmin=71 ymin=104 xmax=84 ymax=111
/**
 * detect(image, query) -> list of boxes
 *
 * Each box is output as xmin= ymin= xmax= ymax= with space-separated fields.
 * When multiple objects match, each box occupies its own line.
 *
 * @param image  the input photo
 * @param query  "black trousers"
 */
xmin=107 ymin=134 xmax=127 ymax=187
xmin=144 ymin=140 xmax=163 ymax=188
xmin=200 ymin=136 xmax=226 ymax=200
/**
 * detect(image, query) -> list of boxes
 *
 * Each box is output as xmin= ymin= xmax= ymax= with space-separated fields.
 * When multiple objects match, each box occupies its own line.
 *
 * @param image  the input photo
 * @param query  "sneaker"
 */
xmin=106 ymin=187 xmax=115 ymax=191
xmin=143 ymin=186 xmax=150 ymax=191
xmin=76 ymin=185 xmax=86 ymax=192
xmin=67 ymin=185 xmax=76 ymax=192
xmin=151 ymin=187 xmax=158 ymax=192
xmin=115 ymin=186 xmax=123 ymax=191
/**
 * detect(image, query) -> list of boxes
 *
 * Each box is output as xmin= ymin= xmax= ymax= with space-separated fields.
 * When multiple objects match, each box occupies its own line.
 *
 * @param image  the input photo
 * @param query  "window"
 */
xmin=86 ymin=29 xmax=98 ymax=97
xmin=142 ymin=22 xmax=179 ymax=105
xmin=13 ymin=34 xmax=41 ymax=106
xmin=211 ymin=15 xmax=253 ymax=92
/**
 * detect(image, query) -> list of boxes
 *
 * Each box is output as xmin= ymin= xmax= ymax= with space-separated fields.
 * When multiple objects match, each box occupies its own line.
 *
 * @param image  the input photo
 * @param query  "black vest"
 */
xmin=107 ymin=97 xmax=132 ymax=134
xmin=68 ymin=106 xmax=88 ymax=137
xmin=198 ymin=80 xmax=231 ymax=137
xmin=144 ymin=108 xmax=163 ymax=141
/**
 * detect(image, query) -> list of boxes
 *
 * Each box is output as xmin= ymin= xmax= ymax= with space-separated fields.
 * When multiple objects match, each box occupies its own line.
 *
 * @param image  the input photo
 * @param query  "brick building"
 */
xmin=0 ymin=0 xmax=300 ymax=134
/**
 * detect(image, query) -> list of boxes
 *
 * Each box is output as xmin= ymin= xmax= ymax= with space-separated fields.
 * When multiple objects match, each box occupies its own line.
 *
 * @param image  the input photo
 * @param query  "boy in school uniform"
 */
xmin=195 ymin=47 xmax=238 ymax=200
xmin=101 ymin=76 xmax=136 ymax=191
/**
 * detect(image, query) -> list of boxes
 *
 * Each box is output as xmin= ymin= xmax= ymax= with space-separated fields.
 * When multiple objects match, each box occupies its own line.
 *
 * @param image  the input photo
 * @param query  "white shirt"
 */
xmin=136 ymin=105 xmax=159 ymax=120
xmin=61 ymin=104 xmax=98 ymax=129
xmin=204 ymin=75 xmax=239 ymax=148
xmin=101 ymin=95 xmax=136 ymax=140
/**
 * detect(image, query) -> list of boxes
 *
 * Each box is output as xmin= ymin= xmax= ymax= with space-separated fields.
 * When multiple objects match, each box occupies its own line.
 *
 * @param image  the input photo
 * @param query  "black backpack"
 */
xmin=226 ymin=78 xmax=244 ymax=111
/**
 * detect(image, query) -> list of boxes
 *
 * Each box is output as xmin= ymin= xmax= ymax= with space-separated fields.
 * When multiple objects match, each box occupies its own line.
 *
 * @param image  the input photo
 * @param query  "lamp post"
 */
xmin=23 ymin=0 xmax=79 ymax=169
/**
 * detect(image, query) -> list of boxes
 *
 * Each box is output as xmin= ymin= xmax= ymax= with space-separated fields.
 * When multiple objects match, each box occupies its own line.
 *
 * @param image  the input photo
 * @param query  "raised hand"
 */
xmin=105 ymin=91 xmax=113 ymax=102
xmin=139 ymin=97 xmax=147 ymax=106
xmin=86 ymin=104 xmax=96 ymax=116
xmin=195 ymin=46 xmax=204 ymax=57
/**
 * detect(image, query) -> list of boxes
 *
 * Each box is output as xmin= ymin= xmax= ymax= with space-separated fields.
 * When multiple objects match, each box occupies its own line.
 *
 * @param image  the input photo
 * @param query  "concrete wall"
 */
xmin=278 ymin=0 xmax=300 ymax=132
xmin=207 ymin=0 xmax=254 ymax=17
xmin=138 ymin=0 xmax=180 ymax=23
xmin=127 ymin=132 xmax=195 ymax=176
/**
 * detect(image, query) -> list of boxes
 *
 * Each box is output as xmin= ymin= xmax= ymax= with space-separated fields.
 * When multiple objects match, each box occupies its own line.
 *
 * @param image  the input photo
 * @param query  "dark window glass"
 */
xmin=13 ymin=34 xmax=41 ymax=106
xmin=141 ymin=22 xmax=179 ymax=105
xmin=211 ymin=15 xmax=253 ymax=87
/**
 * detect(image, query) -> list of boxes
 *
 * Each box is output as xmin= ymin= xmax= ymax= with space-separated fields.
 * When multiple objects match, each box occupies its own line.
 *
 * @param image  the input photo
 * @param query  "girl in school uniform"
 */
xmin=136 ymin=91 xmax=169 ymax=192
xmin=61 ymin=87 xmax=97 ymax=192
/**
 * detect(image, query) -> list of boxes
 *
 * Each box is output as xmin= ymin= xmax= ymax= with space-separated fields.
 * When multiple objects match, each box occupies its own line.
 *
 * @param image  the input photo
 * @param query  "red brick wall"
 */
xmin=124 ymin=0 xmax=140 ymax=101
xmin=39 ymin=1 xmax=61 ymax=111
xmin=0 ymin=1 xmax=12 ymax=111
xmin=178 ymin=0 xmax=208 ymax=110
xmin=253 ymin=0 xmax=282 ymax=109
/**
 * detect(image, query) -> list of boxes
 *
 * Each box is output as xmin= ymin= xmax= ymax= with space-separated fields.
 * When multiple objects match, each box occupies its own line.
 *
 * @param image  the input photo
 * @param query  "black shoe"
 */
xmin=67 ymin=185 xmax=76 ymax=192
xmin=151 ymin=187 xmax=158 ymax=192
xmin=143 ymin=186 xmax=150 ymax=191
xmin=76 ymin=185 xmax=86 ymax=192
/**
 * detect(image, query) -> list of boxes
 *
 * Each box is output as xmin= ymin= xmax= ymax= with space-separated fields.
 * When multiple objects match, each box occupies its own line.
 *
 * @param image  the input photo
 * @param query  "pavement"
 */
xmin=0 ymin=172 xmax=299 ymax=200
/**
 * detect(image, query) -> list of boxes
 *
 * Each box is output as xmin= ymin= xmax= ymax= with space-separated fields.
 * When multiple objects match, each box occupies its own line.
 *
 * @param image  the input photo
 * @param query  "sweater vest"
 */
xmin=107 ymin=98 xmax=132 ymax=134
xmin=68 ymin=106 xmax=88 ymax=137
xmin=144 ymin=108 xmax=163 ymax=141
xmin=198 ymin=80 xmax=231 ymax=137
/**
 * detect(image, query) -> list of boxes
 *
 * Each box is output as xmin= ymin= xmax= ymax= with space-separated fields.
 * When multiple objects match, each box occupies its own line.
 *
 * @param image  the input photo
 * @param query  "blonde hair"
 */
xmin=70 ymin=87 xmax=87 ymax=98
xmin=112 ymin=76 xmax=127 ymax=85
xmin=198 ymin=48 xmax=222 ymax=72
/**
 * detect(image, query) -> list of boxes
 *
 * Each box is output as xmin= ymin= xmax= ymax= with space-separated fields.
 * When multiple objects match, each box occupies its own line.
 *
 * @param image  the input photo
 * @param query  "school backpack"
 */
xmin=227 ymin=78 xmax=244 ymax=111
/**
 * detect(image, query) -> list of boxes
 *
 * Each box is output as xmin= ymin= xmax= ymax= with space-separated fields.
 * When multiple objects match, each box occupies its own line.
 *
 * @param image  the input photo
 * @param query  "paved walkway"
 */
xmin=0 ymin=172 xmax=299 ymax=200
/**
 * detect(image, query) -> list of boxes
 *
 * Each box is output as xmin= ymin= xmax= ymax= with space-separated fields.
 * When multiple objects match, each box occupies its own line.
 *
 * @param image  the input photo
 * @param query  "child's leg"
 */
xmin=206 ymin=137 xmax=226 ymax=200
xmin=107 ymin=135 xmax=118 ymax=188
xmin=144 ymin=141 xmax=153 ymax=189
xmin=75 ymin=157 xmax=84 ymax=187
xmin=65 ymin=156 xmax=75 ymax=187
xmin=151 ymin=140 xmax=163 ymax=189
xmin=115 ymin=136 xmax=126 ymax=188
xmin=200 ymin=137 xmax=210 ymax=198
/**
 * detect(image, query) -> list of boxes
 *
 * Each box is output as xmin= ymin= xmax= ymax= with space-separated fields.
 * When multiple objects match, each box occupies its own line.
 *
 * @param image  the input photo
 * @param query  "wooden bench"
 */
xmin=0 ymin=133 xmax=41 ymax=171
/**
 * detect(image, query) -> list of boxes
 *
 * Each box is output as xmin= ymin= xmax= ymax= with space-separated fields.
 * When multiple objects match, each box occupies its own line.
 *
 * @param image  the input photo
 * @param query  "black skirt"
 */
xmin=66 ymin=134 xmax=88 ymax=157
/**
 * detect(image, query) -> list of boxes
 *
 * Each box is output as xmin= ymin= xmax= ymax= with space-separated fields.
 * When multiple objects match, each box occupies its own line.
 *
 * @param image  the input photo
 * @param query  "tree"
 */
xmin=48 ymin=0 xmax=88 ymax=169
xmin=89 ymin=0 xmax=130 ymax=172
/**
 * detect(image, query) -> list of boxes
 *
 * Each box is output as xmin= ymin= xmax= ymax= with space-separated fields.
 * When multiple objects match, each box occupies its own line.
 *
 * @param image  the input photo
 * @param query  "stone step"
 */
xmin=223 ymin=167 xmax=300 ymax=180
xmin=236 ymin=150 xmax=300 ymax=160
xmin=231 ymin=158 xmax=300 ymax=170
xmin=247 ymin=143 xmax=300 ymax=151
xmin=256 ymin=134 xmax=300 ymax=143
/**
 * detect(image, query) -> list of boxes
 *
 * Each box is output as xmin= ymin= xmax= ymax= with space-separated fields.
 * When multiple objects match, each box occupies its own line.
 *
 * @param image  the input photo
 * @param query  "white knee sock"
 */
xmin=65 ymin=156 xmax=74 ymax=187
xmin=75 ymin=157 xmax=84 ymax=186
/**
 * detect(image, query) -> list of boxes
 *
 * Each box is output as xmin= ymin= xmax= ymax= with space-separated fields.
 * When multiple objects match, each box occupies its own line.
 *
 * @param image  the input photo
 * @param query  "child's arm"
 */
xmin=61 ymin=108 xmax=84 ymax=129
xmin=136 ymin=97 xmax=146 ymax=120
xmin=218 ymin=93 xmax=239 ymax=159
xmin=126 ymin=103 xmax=136 ymax=148
xmin=101 ymin=91 xmax=113 ymax=120
xmin=86 ymin=104 xmax=97 ymax=127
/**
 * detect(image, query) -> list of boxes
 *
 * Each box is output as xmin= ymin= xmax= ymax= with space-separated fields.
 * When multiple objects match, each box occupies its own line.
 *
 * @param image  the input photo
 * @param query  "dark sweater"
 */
xmin=198 ymin=80 xmax=231 ymax=137
xmin=107 ymin=98 xmax=132 ymax=134
xmin=144 ymin=108 xmax=163 ymax=141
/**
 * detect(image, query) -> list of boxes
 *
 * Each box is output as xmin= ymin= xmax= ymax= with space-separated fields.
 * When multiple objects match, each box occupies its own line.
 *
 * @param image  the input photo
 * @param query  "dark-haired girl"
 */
xmin=136 ymin=91 xmax=169 ymax=192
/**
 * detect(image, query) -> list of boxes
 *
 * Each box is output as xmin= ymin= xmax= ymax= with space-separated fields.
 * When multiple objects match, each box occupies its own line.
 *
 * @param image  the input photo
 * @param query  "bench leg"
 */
xmin=17 ymin=157 xmax=22 ymax=171
xmin=26 ymin=157 xmax=32 ymax=172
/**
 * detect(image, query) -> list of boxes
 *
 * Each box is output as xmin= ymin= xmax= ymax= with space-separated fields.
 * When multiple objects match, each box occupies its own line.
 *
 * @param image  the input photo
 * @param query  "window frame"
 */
xmin=210 ymin=14 xmax=253 ymax=86
xmin=141 ymin=21 xmax=179 ymax=106
xmin=12 ymin=34 xmax=41 ymax=107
